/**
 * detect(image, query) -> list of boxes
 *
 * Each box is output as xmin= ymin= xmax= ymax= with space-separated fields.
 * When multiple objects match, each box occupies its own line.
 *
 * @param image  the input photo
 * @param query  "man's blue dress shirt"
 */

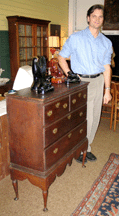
xmin=59 ymin=27 xmax=112 ymax=75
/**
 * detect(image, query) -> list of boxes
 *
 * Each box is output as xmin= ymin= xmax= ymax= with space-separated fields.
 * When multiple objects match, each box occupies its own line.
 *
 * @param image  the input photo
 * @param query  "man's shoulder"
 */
xmin=100 ymin=33 xmax=112 ymax=45
xmin=70 ymin=28 xmax=87 ymax=39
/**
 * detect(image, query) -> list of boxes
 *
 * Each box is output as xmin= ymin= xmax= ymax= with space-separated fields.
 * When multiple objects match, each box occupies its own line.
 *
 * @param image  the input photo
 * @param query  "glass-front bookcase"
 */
xmin=7 ymin=16 xmax=50 ymax=81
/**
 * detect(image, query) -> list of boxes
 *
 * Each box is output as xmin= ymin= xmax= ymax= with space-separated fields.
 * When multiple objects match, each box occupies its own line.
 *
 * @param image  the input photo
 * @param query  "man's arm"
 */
xmin=103 ymin=64 xmax=112 ymax=104
xmin=58 ymin=55 xmax=70 ymax=77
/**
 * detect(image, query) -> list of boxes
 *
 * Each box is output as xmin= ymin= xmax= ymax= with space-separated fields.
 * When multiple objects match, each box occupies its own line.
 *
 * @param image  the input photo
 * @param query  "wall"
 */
xmin=69 ymin=0 xmax=104 ymax=35
xmin=68 ymin=0 xmax=119 ymax=76
xmin=75 ymin=0 xmax=104 ymax=31
xmin=69 ymin=0 xmax=119 ymax=35
xmin=0 ymin=0 xmax=69 ymax=78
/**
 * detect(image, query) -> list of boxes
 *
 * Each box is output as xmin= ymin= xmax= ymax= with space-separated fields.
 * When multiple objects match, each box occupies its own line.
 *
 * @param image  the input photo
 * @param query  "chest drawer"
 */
xmin=44 ymin=96 xmax=69 ymax=126
xmin=45 ymin=120 xmax=87 ymax=169
xmin=44 ymin=104 xmax=86 ymax=148
xmin=70 ymin=88 xmax=87 ymax=111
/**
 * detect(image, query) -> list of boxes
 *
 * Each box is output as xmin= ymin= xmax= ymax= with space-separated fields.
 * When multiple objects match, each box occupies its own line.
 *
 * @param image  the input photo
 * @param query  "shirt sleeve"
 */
xmin=103 ymin=40 xmax=113 ymax=66
xmin=59 ymin=35 xmax=73 ymax=58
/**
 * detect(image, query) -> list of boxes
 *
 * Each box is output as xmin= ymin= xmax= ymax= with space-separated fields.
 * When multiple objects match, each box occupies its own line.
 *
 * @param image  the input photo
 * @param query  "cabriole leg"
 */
xmin=43 ymin=190 xmax=48 ymax=212
xmin=12 ymin=180 xmax=19 ymax=201
xmin=82 ymin=151 xmax=87 ymax=168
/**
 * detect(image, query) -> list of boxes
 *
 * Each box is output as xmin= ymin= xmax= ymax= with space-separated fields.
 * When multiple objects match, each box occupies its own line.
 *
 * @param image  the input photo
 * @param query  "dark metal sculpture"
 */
xmin=31 ymin=56 xmax=54 ymax=94
xmin=65 ymin=70 xmax=80 ymax=86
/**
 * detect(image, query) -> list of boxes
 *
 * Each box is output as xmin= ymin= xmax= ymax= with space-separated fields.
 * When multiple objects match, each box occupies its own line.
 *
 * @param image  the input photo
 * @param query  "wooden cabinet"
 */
xmin=7 ymin=16 xmax=51 ymax=82
xmin=6 ymin=81 xmax=88 ymax=211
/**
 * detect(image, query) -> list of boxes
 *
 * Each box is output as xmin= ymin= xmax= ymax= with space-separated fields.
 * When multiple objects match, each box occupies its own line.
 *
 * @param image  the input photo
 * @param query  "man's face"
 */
xmin=87 ymin=9 xmax=104 ymax=30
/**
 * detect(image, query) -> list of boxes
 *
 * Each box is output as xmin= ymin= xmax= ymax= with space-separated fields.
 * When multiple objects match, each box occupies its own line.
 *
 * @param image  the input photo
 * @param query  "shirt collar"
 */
xmin=86 ymin=27 xmax=101 ymax=39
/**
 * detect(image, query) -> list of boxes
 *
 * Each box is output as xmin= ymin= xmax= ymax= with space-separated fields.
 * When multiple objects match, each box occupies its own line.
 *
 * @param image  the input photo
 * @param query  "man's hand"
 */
xmin=103 ymin=64 xmax=112 ymax=104
xmin=103 ymin=89 xmax=112 ymax=104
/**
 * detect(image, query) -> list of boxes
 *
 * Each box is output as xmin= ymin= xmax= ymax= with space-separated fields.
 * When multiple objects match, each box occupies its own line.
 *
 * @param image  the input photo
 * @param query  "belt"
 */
xmin=79 ymin=73 xmax=101 ymax=78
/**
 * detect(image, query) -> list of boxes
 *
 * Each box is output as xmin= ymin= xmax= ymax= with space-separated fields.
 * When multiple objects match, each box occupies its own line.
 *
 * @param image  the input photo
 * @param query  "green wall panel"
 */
xmin=0 ymin=31 xmax=11 ymax=79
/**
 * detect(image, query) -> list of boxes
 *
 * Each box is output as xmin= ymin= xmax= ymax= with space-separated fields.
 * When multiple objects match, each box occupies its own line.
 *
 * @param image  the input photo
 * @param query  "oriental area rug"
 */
xmin=71 ymin=153 xmax=119 ymax=216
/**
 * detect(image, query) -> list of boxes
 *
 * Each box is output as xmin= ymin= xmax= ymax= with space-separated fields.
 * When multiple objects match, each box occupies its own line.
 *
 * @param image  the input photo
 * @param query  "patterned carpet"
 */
xmin=71 ymin=153 xmax=119 ymax=216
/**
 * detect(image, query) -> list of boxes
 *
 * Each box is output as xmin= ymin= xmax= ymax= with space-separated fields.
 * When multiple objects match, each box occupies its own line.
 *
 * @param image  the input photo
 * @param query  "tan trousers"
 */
xmin=81 ymin=74 xmax=104 ymax=152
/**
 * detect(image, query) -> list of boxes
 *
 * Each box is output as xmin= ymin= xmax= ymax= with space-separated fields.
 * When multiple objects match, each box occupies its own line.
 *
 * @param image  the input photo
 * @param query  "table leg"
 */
xmin=43 ymin=190 xmax=48 ymax=211
xmin=12 ymin=180 xmax=19 ymax=201
xmin=82 ymin=151 xmax=87 ymax=168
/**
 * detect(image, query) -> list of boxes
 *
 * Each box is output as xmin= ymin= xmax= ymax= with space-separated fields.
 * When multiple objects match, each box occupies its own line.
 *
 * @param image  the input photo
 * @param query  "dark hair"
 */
xmin=87 ymin=4 xmax=104 ymax=17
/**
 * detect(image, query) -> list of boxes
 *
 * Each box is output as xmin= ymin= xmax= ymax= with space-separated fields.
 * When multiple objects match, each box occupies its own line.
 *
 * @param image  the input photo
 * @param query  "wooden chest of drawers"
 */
xmin=6 ymin=81 xmax=88 ymax=211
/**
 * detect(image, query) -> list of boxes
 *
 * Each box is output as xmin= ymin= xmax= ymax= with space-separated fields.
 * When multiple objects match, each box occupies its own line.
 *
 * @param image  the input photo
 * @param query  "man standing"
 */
xmin=58 ymin=4 xmax=112 ymax=163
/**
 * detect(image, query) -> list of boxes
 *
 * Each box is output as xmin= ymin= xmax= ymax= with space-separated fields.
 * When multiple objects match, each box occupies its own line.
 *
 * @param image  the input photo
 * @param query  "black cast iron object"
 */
xmin=65 ymin=71 xmax=80 ymax=86
xmin=31 ymin=56 xmax=54 ymax=94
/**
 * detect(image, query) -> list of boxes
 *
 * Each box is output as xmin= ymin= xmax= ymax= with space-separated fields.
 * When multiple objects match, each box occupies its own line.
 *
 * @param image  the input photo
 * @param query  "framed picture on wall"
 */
xmin=103 ymin=0 xmax=119 ymax=30
xmin=50 ymin=24 xmax=61 ymax=37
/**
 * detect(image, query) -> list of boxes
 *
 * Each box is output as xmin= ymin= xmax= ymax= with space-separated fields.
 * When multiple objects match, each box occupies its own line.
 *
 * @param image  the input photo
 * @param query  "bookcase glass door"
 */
xmin=7 ymin=16 xmax=50 ymax=81
xmin=18 ymin=24 xmax=33 ymax=67
xmin=36 ymin=26 xmax=48 ymax=58
xmin=18 ymin=24 xmax=48 ymax=66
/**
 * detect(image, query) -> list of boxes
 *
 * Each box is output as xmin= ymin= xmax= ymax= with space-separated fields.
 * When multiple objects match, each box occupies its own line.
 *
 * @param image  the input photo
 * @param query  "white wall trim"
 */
xmin=102 ymin=30 xmax=119 ymax=35
xmin=68 ymin=0 xmax=77 ymax=36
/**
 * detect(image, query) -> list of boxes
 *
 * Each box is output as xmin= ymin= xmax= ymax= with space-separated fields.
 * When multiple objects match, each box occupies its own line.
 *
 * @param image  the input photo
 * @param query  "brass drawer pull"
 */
xmin=53 ymin=148 xmax=58 ymax=154
xmin=72 ymin=99 xmax=76 ymax=104
xmin=78 ymin=93 xmax=81 ymax=97
xmin=79 ymin=112 xmax=83 ymax=117
xmin=67 ymin=114 xmax=71 ymax=120
xmin=55 ymin=102 xmax=60 ymax=108
xmin=83 ymin=94 xmax=86 ymax=99
xmin=53 ymin=128 xmax=58 ymax=134
xmin=68 ymin=133 xmax=72 ymax=138
xmin=47 ymin=110 xmax=52 ymax=117
xmin=80 ymin=129 xmax=83 ymax=134
xmin=63 ymin=103 xmax=67 ymax=109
